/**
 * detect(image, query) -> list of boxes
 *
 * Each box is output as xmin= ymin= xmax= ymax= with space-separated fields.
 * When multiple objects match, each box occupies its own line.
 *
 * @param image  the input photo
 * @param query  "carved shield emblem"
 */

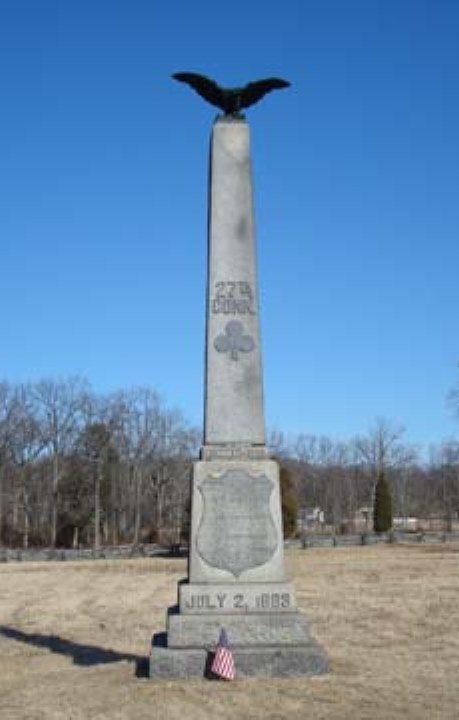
xmin=196 ymin=469 xmax=278 ymax=577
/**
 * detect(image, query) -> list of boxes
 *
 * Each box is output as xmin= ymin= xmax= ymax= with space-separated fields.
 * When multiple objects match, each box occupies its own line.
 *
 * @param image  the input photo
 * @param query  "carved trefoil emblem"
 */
xmin=214 ymin=320 xmax=255 ymax=361
xmin=196 ymin=469 xmax=278 ymax=577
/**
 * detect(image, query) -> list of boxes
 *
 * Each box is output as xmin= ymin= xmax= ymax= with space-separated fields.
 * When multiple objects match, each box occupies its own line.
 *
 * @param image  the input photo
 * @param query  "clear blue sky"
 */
xmin=1 ymin=0 xmax=458 ymax=448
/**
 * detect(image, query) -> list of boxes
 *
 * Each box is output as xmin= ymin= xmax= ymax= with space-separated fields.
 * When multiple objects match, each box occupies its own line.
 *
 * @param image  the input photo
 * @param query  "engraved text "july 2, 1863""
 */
xmin=184 ymin=591 xmax=291 ymax=612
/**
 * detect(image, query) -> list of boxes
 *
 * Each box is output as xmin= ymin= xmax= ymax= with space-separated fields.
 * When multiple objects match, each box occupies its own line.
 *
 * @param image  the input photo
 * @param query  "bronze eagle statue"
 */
xmin=172 ymin=72 xmax=290 ymax=117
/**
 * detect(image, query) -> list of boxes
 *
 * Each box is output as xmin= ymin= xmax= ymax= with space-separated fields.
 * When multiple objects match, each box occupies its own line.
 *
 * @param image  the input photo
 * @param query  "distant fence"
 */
xmin=1 ymin=531 xmax=459 ymax=564
xmin=0 ymin=543 xmax=180 ymax=564
xmin=286 ymin=530 xmax=459 ymax=549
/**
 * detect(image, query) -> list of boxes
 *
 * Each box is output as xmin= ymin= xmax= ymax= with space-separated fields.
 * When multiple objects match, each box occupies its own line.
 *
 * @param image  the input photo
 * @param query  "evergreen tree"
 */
xmin=279 ymin=464 xmax=299 ymax=538
xmin=373 ymin=469 xmax=393 ymax=532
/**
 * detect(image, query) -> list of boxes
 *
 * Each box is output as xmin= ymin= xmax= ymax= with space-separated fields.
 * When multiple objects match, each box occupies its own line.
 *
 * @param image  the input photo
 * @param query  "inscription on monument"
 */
xmin=201 ymin=445 xmax=268 ymax=461
xmin=196 ymin=469 xmax=278 ymax=577
xmin=184 ymin=591 xmax=292 ymax=612
xmin=179 ymin=581 xmax=297 ymax=614
xmin=212 ymin=281 xmax=256 ymax=315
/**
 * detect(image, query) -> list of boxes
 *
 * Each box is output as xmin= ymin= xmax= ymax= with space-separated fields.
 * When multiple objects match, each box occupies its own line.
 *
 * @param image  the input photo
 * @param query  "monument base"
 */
xmin=150 ymin=638 xmax=328 ymax=680
xmin=149 ymin=606 xmax=328 ymax=679
xmin=150 ymin=645 xmax=328 ymax=680
xmin=148 ymin=455 xmax=328 ymax=680
xmin=167 ymin=609 xmax=315 ymax=646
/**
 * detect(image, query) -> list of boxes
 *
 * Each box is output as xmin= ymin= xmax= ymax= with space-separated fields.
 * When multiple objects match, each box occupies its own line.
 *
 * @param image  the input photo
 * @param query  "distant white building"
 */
xmin=297 ymin=507 xmax=324 ymax=531
xmin=393 ymin=517 xmax=419 ymax=531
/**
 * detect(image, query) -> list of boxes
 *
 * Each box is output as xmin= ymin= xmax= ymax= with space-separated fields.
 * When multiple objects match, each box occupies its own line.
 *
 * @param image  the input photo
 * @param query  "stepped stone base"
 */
xmin=167 ymin=610 xmax=314 ymax=648
xmin=149 ymin=608 xmax=328 ymax=679
xmin=150 ymin=642 xmax=328 ymax=679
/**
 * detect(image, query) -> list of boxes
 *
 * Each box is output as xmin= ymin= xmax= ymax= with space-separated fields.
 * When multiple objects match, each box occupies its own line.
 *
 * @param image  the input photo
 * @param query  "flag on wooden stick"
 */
xmin=211 ymin=628 xmax=235 ymax=680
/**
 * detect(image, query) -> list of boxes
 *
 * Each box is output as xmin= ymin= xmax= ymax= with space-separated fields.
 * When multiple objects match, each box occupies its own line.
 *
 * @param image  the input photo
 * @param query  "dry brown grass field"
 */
xmin=0 ymin=544 xmax=458 ymax=719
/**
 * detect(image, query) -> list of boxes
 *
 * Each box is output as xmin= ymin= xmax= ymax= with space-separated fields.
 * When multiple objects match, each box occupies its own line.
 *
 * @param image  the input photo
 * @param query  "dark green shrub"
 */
xmin=279 ymin=464 xmax=299 ymax=538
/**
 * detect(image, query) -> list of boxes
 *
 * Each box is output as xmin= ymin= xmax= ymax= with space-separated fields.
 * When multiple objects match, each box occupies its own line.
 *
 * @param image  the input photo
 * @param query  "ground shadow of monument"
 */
xmin=0 ymin=625 xmax=149 ymax=677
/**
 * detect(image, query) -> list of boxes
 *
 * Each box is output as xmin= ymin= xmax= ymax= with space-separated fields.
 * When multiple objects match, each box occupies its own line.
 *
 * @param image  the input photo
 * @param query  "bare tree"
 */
xmin=147 ymin=409 xmax=198 ymax=544
xmin=8 ymin=385 xmax=47 ymax=547
xmin=0 ymin=382 xmax=16 ymax=543
xmin=430 ymin=441 xmax=459 ymax=529
xmin=353 ymin=418 xmax=417 ymax=518
xmin=32 ymin=377 xmax=90 ymax=546
xmin=107 ymin=388 xmax=166 ymax=545
xmin=354 ymin=418 xmax=408 ymax=475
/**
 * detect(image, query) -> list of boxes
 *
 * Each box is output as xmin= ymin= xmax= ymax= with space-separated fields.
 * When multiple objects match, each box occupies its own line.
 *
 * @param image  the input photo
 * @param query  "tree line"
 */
xmin=271 ymin=418 xmax=459 ymax=534
xmin=0 ymin=377 xmax=458 ymax=549
xmin=0 ymin=378 xmax=199 ymax=549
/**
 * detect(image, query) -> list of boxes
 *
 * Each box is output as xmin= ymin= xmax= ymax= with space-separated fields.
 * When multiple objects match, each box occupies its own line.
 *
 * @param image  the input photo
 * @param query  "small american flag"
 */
xmin=211 ymin=628 xmax=235 ymax=680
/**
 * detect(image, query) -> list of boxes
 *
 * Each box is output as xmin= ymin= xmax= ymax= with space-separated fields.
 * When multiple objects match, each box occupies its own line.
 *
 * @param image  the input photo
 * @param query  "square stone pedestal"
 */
xmin=149 ymin=458 xmax=328 ymax=679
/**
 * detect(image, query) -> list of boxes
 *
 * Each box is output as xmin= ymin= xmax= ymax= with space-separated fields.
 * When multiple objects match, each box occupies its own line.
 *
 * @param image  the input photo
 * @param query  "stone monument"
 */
xmin=149 ymin=73 xmax=328 ymax=679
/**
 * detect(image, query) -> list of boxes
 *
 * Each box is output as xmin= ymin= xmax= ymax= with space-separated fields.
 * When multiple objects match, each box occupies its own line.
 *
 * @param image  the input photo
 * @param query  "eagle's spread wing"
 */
xmin=240 ymin=78 xmax=290 ymax=110
xmin=172 ymin=72 xmax=225 ymax=111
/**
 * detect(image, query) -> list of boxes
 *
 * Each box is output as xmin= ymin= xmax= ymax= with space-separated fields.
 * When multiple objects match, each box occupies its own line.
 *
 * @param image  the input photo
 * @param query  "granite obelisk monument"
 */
xmin=149 ymin=73 xmax=328 ymax=678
